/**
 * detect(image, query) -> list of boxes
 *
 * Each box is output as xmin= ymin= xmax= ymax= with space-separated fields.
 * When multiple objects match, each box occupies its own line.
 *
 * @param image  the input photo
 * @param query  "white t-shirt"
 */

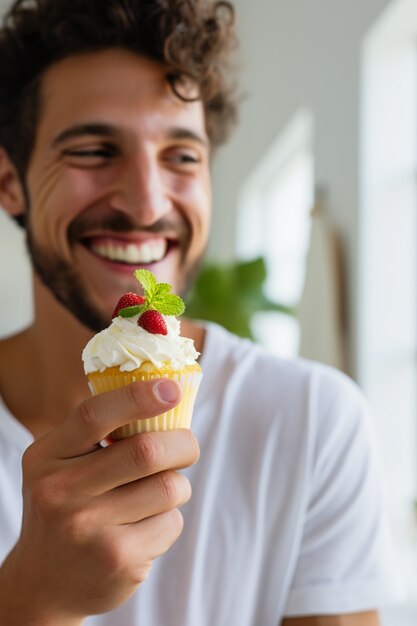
xmin=0 ymin=323 xmax=403 ymax=625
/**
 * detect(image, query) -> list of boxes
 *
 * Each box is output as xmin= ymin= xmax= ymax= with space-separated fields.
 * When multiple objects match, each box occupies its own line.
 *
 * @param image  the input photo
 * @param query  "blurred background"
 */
xmin=1 ymin=0 xmax=416 ymax=623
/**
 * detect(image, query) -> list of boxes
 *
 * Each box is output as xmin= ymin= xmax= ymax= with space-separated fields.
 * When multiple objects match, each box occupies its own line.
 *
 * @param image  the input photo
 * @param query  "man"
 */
xmin=0 ymin=1 xmax=402 ymax=624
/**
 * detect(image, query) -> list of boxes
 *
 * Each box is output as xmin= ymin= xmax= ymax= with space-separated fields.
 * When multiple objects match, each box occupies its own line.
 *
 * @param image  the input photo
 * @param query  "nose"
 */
xmin=109 ymin=148 xmax=172 ymax=225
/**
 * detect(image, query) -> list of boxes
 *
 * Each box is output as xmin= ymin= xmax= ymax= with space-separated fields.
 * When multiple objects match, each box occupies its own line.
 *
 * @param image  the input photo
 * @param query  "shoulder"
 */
xmin=201 ymin=322 xmax=366 ymax=417
xmin=198 ymin=324 xmax=374 ymax=466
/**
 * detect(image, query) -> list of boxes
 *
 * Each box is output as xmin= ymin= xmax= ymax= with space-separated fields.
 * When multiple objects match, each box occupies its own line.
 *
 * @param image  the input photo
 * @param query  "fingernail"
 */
xmin=154 ymin=380 xmax=180 ymax=403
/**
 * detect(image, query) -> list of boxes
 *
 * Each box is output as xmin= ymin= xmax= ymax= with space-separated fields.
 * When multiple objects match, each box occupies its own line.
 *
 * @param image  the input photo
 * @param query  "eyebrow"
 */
xmin=52 ymin=123 xmax=119 ymax=148
xmin=52 ymin=123 xmax=208 ymax=148
xmin=165 ymin=127 xmax=208 ymax=147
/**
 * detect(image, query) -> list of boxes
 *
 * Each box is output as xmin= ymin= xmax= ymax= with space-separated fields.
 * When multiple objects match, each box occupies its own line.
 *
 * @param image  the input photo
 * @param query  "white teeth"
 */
xmin=139 ymin=243 xmax=151 ymax=263
xmin=107 ymin=245 xmax=118 ymax=260
xmin=125 ymin=244 xmax=139 ymax=263
xmin=91 ymin=240 xmax=168 ymax=264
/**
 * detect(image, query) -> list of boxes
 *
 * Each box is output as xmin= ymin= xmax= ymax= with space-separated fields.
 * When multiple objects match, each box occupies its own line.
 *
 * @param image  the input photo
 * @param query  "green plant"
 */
xmin=185 ymin=257 xmax=295 ymax=339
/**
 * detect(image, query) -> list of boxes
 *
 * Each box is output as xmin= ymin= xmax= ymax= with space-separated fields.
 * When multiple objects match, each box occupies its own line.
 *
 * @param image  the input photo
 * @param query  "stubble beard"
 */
xmin=27 ymin=229 xmax=109 ymax=332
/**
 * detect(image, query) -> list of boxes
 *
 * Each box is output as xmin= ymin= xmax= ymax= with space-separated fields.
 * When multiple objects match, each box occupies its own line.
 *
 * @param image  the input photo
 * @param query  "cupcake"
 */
xmin=82 ymin=269 xmax=202 ymax=439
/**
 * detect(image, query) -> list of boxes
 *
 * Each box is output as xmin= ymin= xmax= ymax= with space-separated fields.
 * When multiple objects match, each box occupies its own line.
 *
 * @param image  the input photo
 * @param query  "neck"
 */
xmin=181 ymin=318 xmax=205 ymax=356
xmin=0 ymin=274 xmax=94 ymax=437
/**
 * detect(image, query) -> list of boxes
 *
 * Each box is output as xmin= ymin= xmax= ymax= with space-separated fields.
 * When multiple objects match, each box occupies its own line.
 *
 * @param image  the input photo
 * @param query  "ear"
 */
xmin=0 ymin=148 xmax=26 ymax=218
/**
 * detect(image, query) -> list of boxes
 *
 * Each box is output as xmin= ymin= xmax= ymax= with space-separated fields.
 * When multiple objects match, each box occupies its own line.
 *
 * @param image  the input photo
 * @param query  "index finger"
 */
xmin=41 ymin=379 xmax=181 ymax=458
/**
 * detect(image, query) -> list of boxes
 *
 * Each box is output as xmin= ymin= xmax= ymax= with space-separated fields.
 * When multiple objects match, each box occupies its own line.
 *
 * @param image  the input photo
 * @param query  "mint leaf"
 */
xmin=155 ymin=283 xmax=172 ymax=297
xmin=132 ymin=269 xmax=185 ymax=317
xmin=134 ymin=269 xmax=157 ymax=300
xmin=152 ymin=294 xmax=185 ymax=316
xmin=118 ymin=305 xmax=146 ymax=318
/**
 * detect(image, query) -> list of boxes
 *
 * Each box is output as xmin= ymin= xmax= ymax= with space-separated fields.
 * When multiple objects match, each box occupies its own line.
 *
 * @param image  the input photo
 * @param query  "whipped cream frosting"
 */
xmin=82 ymin=315 xmax=199 ymax=373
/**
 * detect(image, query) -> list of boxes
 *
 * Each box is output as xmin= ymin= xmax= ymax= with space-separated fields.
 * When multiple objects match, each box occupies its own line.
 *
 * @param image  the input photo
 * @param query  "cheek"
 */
xmin=28 ymin=166 xmax=112 ymax=251
xmin=172 ymin=175 xmax=211 ymax=243
xmin=189 ymin=181 xmax=211 ymax=256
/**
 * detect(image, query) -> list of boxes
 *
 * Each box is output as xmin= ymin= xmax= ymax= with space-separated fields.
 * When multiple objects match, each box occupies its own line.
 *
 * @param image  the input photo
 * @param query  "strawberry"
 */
xmin=112 ymin=292 xmax=146 ymax=318
xmin=138 ymin=309 xmax=168 ymax=335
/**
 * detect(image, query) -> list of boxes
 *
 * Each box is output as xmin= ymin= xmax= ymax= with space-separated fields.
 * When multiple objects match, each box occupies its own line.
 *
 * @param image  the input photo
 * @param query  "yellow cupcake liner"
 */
xmin=87 ymin=363 xmax=202 ymax=439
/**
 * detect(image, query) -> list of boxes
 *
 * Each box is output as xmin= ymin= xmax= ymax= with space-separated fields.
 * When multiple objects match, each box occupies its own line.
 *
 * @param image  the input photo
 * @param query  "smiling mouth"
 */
xmin=83 ymin=237 xmax=171 ymax=265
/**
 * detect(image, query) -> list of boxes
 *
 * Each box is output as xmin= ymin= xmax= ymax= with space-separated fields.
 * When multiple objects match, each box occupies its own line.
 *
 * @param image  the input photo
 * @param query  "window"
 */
xmin=237 ymin=109 xmax=314 ymax=357
xmin=360 ymin=0 xmax=417 ymax=616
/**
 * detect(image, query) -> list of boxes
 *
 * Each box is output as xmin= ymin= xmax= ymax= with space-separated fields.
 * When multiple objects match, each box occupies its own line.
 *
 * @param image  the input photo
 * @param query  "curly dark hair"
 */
xmin=0 ymin=0 xmax=238 ymax=182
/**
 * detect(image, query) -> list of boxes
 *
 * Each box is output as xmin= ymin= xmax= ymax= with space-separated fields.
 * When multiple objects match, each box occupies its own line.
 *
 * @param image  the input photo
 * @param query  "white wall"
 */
xmin=0 ymin=211 xmax=33 ymax=337
xmin=210 ymin=0 xmax=392 ymax=376
xmin=0 ymin=0 xmax=33 ymax=336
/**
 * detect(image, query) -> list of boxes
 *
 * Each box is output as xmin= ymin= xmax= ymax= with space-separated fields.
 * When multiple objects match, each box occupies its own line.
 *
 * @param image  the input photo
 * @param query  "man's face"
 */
xmin=24 ymin=48 xmax=211 ymax=331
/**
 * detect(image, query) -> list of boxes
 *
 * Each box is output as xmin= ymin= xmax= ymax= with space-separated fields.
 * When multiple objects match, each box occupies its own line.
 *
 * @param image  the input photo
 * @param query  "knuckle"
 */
xmin=99 ymin=534 xmax=150 ymax=587
xmin=76 ymin=398 xmax=98 ymax=432
xmin=126 ymin=381 xmax=140 ymax=408
xmin=62 ymin=508 xmax=91 ymax=543
xmin=130 ymin=433 xmax=160 ymax=472
xmin=127 ymin=381 xmax=150 ymax=410
xmin=99 ymin=534 xmax=128 ymax=575
xmin=29 ymin=474 xmax=66 ymax=518
xmin=156 ymin=471 xmax=178 ymax=506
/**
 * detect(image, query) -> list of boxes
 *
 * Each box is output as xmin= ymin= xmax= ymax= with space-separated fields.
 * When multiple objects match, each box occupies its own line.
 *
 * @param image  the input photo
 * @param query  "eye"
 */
xmin=62 ymin=143 xmax=118 ymax=166
xmin=64 ymin=149 xmax=113 ymax=158
xmin=173 ymin=153 xmax=199 ymax=164
xmin=163 ymin=147 xmax=202 ymax=169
